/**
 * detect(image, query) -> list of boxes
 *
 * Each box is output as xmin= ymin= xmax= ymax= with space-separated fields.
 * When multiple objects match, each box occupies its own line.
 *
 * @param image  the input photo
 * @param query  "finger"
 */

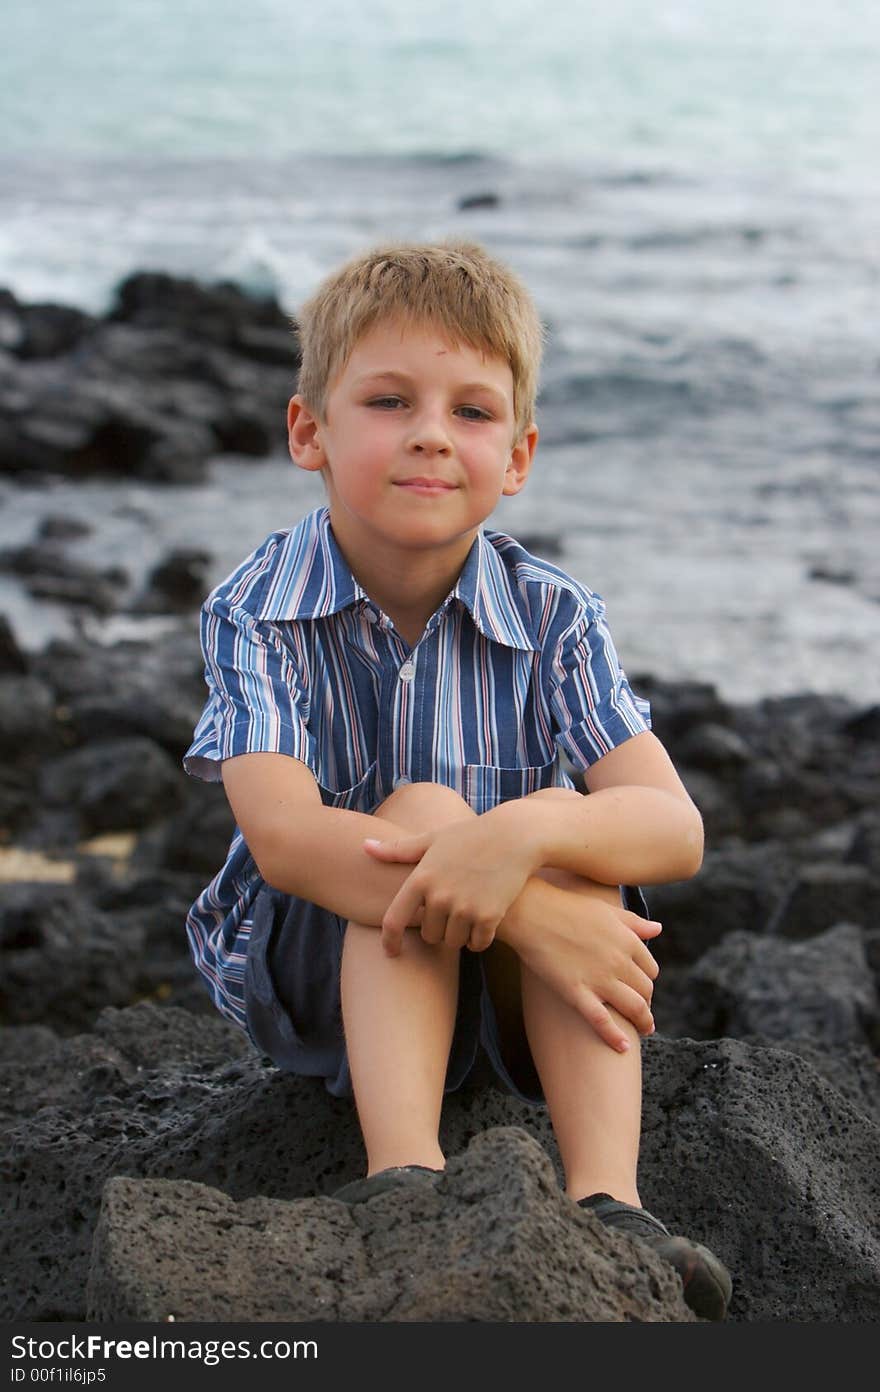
xmin=630 ymin=940 xmax=660 ymax=980
xmin=364 ymin=834 xmax=427 ymax=865
xmin=622 ymin=960 xmax=655 ymax=1005
xmin=624 ymin=914 xmax=663 ymax=939
xmin=606 ymin=981 xmax=655 ymax=1036
xmin=419 ymin=900 xmax=450 ymax=946
xmin=639 ymin=946 xmax=661 ymax=981
xmin=617 ymin=950 xmax=654 ymax=1001
xmin=467 ymin=919 xmax=498 ymax=953
xmin=444 ymin=911 xmax=473 ymax=951
xmin=380 ymin=882 xmax=424 ymax=955
xmin=572 ymin=988 xmax=632 ymax=1052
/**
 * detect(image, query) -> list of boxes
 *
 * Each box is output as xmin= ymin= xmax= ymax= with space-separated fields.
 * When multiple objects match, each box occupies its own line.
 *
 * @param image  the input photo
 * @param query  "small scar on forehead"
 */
xmin=435 ymin=348 xmax=448 ymax=356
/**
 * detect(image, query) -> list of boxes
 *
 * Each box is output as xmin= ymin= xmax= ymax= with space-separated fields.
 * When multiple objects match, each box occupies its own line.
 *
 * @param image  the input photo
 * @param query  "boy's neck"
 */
xmin=330 ymin=521 xmax=478 ymax=647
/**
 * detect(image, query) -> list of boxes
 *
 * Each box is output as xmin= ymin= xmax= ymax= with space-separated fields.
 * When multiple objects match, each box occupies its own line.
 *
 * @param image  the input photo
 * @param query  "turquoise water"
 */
xmin=2 ymin=0 xmax=878 ymax=701
xmin=3 ymin=0 xmax=878 ymax=172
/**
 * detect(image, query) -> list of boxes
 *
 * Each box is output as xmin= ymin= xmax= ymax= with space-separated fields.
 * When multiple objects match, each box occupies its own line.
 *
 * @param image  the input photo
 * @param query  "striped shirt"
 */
xmin=184 ymin=505 xmax=651 ymax=1030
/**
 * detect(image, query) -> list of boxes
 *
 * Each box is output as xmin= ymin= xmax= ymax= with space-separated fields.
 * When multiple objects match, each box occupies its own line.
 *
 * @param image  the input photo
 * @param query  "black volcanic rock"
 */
xmin=0 ymin=289 xmax=95 ymax=359
xmin=0 ymin=541 xmax=128 ymax=614
xmin=0 ymin=885 xmax=147 ymax=1031
xmin=0 ymin=674 xmax=58 ymax=755
xmin=680 ymin=923 xmax=878 ymax=1047
xmin=133 ymin=548 xmax=212 ymax=614
xmin=39 ymin=737 xmax=183 ymax=836
xmin=1 ymin=640 xmax=879 ymax=1325
xmin=1 ymin=1005 xmax=878 ymax=1322
xmin=87 ymin=1128 xmax=694 ymax=1323
xmin=769 ymin=862 xmax=876 ymax=938
xmin=109 ymin=272 xmax=293 ymax=348
xmin=30 ymin=629 xmax=206 ymax=756
xmin=0 ymin=615 xmax=28 ymax=674
xmin=0 ymin=277 xmax=298 ymax=483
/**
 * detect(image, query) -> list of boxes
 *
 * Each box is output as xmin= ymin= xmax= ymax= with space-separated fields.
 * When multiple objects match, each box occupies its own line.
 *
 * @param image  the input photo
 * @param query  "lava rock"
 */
xmin=1 ymin=295 xmax=96 ymax=360
xmin=0 ymin=541 xmax=128 ymax=614
xmin=87 ymin=1127 xmax=694 ymax=1322
xmin=36 ymin=515 xmax=93 ymax=543
xmin=0 ymin=615 xmax=28 ymax=674
xmin=769 ymin=862 xmax=876 ymax=939
xmin=133 ymin=548 xmax=211 ymax=614
xmin=841 ymin=705 xmax=880 ymax=742
xmin=32 ymin=630 xmax=205 ymax=757
xmin=849 ymin=811 xmax=880 ymax=876
xmin=1 ymin=1003 xmax=878 ymax=1322
xmin=144 ymin=788 xmax=236 ymax=878
xmin=674 ymin=722 xmax=755 ymax=772
xmin=457 ymin=193 xmax=501 ymax=211
xmin=680 ymin=923 xmax=878 ymax=1047
xmin=0 ymin=884 xmax=147 ymax=1031
xmin=0 ymin=276 xmax=297 ymax=484
xmin=0 ymin=675 xmax=58 ymax=755
xmin=516 ymin=532 xmax=564 ymax=560
xmin=109 ymin=272 xmax=293 ymax=347
xmin=644 ymin=842 xmax=792 ymax=965
xmin=39 ymin=737 xmax=183 ymax=836
xmin=628 ymin=676 xmax=731 ymax=744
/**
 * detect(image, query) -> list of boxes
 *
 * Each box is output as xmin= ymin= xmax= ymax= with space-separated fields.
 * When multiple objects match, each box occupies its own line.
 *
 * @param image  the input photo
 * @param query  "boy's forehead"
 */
xmin=339 ymin=316 xmax=512 ymax=382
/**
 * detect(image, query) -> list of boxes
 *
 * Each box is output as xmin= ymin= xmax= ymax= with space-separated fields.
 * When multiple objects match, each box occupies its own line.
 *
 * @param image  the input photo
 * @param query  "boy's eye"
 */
xmin=367 ymin=396 xmax=405 ymax=409
xmin=456 ymin=405 xmax=492 ymax=422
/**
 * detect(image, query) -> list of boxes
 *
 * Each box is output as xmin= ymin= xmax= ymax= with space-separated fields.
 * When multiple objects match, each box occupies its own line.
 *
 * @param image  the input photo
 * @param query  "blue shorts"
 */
xmin=243 ymin=883 xmax=650 ymax=1105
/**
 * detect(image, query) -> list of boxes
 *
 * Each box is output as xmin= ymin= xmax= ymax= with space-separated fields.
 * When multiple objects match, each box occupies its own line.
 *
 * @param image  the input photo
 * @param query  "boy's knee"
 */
xmin=375 ymin=780 xmax=472 ymax=829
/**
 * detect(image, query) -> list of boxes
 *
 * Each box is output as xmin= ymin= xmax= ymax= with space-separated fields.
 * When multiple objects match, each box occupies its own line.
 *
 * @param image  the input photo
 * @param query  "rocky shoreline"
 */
xmin=1 ymin=275 xmax=879 ymax=1323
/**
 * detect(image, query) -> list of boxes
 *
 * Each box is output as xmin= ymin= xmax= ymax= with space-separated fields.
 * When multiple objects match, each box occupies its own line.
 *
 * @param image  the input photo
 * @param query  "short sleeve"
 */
xmin=183 ymin=593 xmax=315 ymax=783
xmin=549 ymin=595 xmax=651 ymax=769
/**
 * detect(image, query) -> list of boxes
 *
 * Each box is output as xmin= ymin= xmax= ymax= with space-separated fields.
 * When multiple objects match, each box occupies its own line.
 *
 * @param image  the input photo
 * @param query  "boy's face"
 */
xmin=287 ymin=319 xmax=537 ymax=573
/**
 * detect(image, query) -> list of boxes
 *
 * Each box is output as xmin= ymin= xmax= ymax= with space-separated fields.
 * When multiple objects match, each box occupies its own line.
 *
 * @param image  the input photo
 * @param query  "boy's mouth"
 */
xmin=394 ymin=477 xmax=457 ymax=495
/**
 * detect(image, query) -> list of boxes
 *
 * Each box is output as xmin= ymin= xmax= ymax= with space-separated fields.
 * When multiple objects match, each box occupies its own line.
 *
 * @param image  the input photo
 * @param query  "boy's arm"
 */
xmin=525 ymin=729 xmax=704 ymax=885
xmin=222 ymin=750 xmax=661 ymax=1053
xmin=369 ymin=731 xmax=701 ymax=952
xmin=221 ymin=752 xmax=424 ymax=927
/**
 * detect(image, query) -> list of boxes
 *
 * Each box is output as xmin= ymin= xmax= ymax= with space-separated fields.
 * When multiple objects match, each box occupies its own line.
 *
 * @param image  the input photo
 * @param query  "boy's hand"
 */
xmin=364 ymin=810 xmax=539 ymax=957
xmin=503 ymin=883 xmax=662 ymax=1052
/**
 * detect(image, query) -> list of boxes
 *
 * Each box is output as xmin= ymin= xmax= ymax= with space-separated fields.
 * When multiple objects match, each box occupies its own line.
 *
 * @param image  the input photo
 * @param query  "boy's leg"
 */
xmin=483 ymin=901 xmax=643 ymax=1206
xmin=341 ymin=782 xmax=645 ymax=1195
xmin=482 ymin=788 xmax=645 ymax=1206
xmin=519 ymin=872 xmax=644 ymax=1206
xmin=340 ymin=782 xmax=476 ymax=1177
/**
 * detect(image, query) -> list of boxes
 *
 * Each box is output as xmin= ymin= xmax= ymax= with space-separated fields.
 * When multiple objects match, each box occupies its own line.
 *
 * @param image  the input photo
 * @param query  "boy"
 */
xmin=184 ymin=241 xmax=732 ymax=1320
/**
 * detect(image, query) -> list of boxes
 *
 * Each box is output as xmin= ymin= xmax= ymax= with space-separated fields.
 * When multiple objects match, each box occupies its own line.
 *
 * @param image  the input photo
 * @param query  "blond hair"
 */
xmin=294 ymin=240 xmax=544 ymax=439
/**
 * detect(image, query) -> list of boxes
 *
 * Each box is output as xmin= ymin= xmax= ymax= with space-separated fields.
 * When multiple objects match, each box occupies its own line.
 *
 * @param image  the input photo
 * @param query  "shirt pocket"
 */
xmin=461 ymin=758 xmax=569 ymax=814
xmin=316 ymin=761 xmax=378 ymax=812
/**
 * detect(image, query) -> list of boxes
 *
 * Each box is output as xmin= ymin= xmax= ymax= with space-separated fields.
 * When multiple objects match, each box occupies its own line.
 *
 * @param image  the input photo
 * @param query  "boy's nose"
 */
xmin=406 ymin=414 xmax=452 ymax=455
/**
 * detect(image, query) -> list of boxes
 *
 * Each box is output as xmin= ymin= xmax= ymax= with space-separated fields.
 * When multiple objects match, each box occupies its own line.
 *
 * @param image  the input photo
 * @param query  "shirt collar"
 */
xmin=253 ymin=507 xmax=537 ymax=651
xmin=451 ymin=527 xmax=537 ymax=651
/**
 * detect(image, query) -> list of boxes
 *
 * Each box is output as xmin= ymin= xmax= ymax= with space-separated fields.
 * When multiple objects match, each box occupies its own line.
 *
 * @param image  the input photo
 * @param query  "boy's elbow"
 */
xmin=249 ymin=826 xmax=301 ymax=896
xmin=681 ymin=807 xmax=705 ymax=878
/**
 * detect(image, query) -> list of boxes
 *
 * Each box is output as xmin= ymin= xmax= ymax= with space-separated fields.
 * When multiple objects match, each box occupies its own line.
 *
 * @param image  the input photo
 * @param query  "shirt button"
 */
xmin=398 ymin=661 xmax=415 ymax=682
xmin=393 ymin=775 xmax=411 ymax=789
xmin=363 ymin=607 xmax=378 ymax=624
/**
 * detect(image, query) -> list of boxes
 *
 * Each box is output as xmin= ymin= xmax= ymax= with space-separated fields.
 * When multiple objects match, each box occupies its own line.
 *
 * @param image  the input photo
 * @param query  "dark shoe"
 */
xmin=333 ymin=1164 xmax=443 ymax=1205
xmin=578 ymin=1193 xmax=732 ymax=1321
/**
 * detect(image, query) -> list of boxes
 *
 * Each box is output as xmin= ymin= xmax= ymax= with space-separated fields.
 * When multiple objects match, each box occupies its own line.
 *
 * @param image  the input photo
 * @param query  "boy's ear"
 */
xmin=287 ymin=395 xmax=326 ymax=472
xmin=502 ymin=422 xmax=538 ymax=496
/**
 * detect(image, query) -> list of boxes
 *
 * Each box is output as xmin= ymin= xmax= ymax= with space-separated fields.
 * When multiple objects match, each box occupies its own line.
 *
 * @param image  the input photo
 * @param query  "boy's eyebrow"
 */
xmin=354 ymin=369 xmax=510 ymax=406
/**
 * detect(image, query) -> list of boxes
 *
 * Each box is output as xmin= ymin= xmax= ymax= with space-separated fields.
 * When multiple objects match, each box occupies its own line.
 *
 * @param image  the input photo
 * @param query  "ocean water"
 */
xmin=1 ymin=0 xmax=878 ymax=702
